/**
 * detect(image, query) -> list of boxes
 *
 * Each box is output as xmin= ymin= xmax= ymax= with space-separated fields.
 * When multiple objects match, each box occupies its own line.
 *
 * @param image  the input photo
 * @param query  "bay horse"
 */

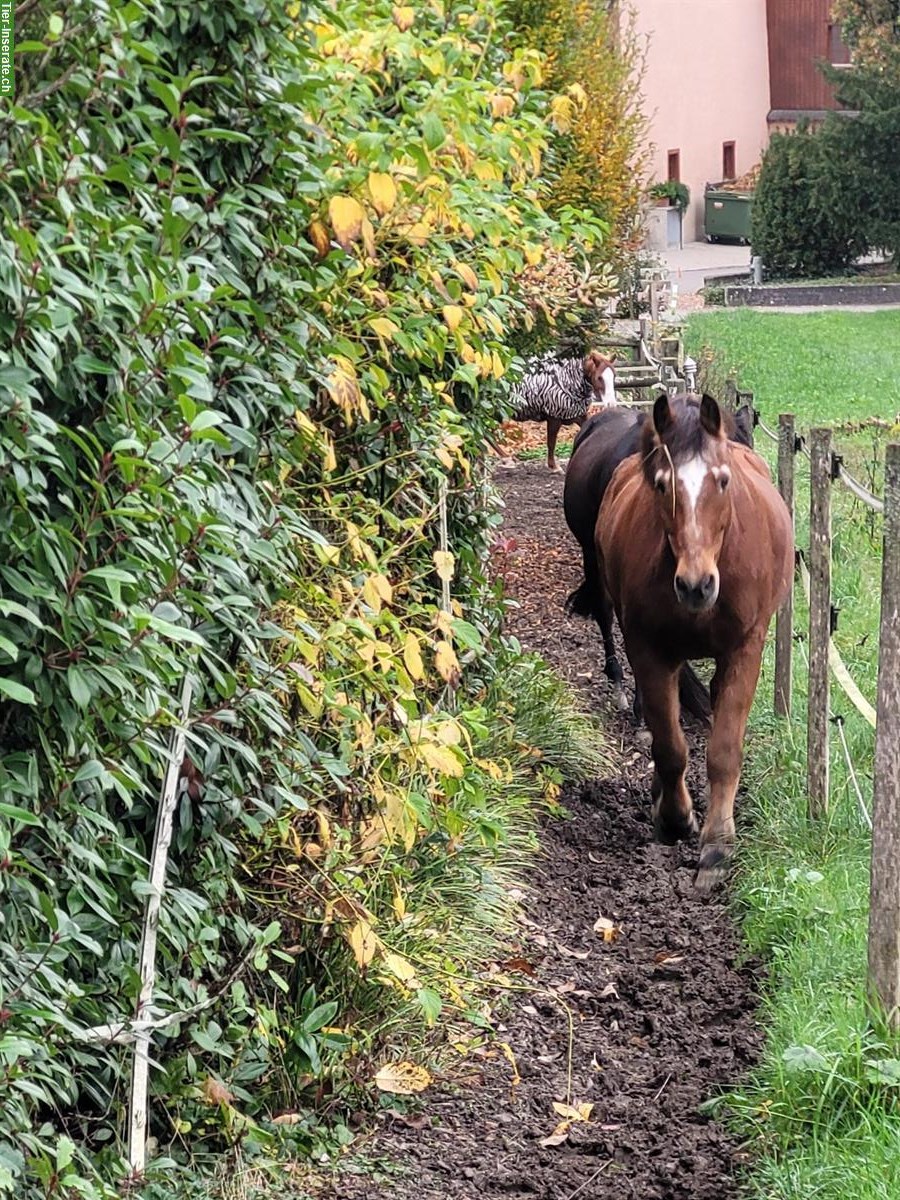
xmin=563 ymin=396 xmax=756 ymax=725
xmin=509 ymin=350 xmax=618 ymax=471
xmin=597 ymin=393 xmax=793 ymax=891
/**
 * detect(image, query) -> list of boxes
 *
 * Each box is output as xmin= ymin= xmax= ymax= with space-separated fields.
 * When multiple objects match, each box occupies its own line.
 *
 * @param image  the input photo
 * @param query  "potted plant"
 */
xmin=648 ymin=180 xmax=690 ymax=217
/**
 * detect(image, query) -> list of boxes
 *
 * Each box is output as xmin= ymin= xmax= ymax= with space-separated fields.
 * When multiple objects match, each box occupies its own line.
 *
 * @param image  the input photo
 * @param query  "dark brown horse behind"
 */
xmin=563 ymin=396 xmax=756 ymax=726
xmin=597 ymin=393 xmax=793 ymax=891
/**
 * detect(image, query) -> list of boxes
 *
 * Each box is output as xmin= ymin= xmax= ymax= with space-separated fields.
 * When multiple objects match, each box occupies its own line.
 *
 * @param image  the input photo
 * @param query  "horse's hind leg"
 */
xmin=581 ymin=548 xmax=628 ymax=711
xmin=629 ymin=644 xmax=696 ymax=842
xmin=546 ymin=418 xmax=563 ymax=472
xmin=696 ymin=639 xmax=764 ymax=894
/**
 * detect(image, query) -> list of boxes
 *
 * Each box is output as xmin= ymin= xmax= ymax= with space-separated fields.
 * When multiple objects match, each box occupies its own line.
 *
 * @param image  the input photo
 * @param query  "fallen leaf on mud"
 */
xmin=387 ymin=1109 xmax=431 ymax=1131
xmin=654 ymin=951 xmax=685 ymax=965
xmin=499 ymin=956 xmax=536 ymax=976
xmin=540 ymin=1101 xmax=594 ymax=1147
xmin=374 ymin=1062 xmax=432 ymax=1095
xmin=498 ymin=1041 xmax=521 ymax=1086
xmin=552 ymin=1102 xmax=594 ymax=1121
xmin=556 ymin=942 xmax=590 ymax=960
xmin=272 ymin=1112 xmax=303 ymax=1126
xmin=593 ymin=916 xmax=620 ymax=942
xmin=598 ymin=982 xmax=618 ymax=999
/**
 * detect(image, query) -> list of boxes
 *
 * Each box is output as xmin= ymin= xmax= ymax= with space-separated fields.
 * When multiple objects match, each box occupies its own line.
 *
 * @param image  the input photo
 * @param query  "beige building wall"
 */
xmin=634 ymin=0 xmax=771 ymax=243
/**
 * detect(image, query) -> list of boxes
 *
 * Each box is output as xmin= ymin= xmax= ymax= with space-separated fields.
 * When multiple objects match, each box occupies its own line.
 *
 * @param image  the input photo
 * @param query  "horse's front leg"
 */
xmin=628 ymin=644 xmax=696 ymax=842
xmin=546 ymin=417 xmax=563 ymax=472
xmin=696 ymin=638 xmax=765 ymax=893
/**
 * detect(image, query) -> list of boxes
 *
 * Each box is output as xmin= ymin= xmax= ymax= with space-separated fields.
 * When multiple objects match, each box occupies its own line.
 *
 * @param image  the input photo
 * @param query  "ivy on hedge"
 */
xmin=0 ymin=1 xmax=608 ymax=1195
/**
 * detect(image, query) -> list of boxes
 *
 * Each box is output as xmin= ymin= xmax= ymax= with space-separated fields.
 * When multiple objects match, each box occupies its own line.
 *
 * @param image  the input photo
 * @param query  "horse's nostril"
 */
xmin=702 ymin=573 xmax=716 ymax=597
xmin=674 ymin=575 xmax=688 ymax=597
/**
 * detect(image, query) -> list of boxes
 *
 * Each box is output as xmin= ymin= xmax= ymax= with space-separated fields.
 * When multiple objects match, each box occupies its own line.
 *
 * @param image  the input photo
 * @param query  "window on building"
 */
xmin=667 ymin=150 xmax=680 ymax=182
xmin=722 ymin=141 xmax=736 ymax=181
xmin=828 ymin=23 xmax=852 ymax=65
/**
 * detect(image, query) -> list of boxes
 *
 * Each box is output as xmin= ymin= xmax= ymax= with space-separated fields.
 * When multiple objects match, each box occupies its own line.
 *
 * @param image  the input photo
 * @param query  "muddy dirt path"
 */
xmin=330 ymin=459 xmax=762 ymax=1200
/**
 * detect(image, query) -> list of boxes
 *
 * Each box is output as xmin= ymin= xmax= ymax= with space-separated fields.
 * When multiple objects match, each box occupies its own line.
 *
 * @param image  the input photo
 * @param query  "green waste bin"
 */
xmin=704 ymin=186 xmax=753 ymax=245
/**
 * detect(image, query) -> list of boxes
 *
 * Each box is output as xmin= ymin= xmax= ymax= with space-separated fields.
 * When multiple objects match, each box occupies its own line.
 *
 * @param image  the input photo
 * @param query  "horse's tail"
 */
xmin=678 ymin=663 xmax=712 ymax=728
xmin=565 ymin=578 xmax=594 ymax=619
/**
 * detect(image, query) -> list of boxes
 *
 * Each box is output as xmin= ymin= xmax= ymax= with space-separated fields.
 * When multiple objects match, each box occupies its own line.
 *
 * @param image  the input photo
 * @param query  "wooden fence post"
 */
xmin=774 ymin=413 xmax=795 ymax=717
xmin=807 ymin=427 xmax=832 ymax=818
xmin=868 ymin=442 xmax=900 ymax=1029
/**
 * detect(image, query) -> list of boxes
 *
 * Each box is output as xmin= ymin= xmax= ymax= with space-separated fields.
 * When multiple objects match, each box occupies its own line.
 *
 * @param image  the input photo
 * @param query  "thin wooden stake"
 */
xmin=807 ymin=427 xmax=832 ymax=818
xmin=129 ymin=674 xmax=194 ymax=1173
xmin=438 ymin=479 xmax=451 ymax=614
xmin=775 ymin=413 xmax=795 ymax=717
xmin=868 ymin=442 xmax=900 ymax=1029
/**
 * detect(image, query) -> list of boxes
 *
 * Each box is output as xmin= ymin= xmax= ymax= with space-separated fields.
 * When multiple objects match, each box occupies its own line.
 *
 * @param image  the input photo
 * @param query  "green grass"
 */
xmin=689 ymin=309 xmax=900 ymax=429
xmin=686 ymin=310 xmax=900 ymax=1200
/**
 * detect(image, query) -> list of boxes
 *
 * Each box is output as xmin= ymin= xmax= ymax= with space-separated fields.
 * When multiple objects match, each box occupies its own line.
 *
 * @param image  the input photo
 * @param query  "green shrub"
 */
xmin=0 ymin=1 xmax=608 ymax=1195
xmin=751 ymin=127 xmax=867 ymax=278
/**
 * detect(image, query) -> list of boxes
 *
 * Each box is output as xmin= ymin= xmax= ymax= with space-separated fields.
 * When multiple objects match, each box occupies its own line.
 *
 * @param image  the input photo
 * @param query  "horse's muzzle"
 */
xmin=674 ymin=571 xmax=718 ymax=612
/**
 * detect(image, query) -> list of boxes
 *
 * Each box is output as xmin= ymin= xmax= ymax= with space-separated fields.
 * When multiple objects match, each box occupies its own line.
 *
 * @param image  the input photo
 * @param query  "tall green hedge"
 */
xmin=0 ymin=2 xmax=606 ymax=1195
xmin=751 ymin=125 xmax=867 ymax=278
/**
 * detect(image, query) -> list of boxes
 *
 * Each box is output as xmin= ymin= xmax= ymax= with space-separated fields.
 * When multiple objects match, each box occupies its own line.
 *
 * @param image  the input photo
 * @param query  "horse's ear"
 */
xmin=653 ymin=392 xmax=672 ymax=436
xmin=700 ymin=393 xmax=723 ymax=438
xmin=734 ymin=403 xmax=754 ymax=447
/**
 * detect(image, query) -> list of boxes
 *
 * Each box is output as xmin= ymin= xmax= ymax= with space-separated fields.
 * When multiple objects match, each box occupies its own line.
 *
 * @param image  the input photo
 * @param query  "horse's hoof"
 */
xmin=635 ymin=728 xmax=652 ymax=748
xmin=548 ymin=464 xmax=564 ymax=474
xmin=614 ymin=687 xmax=630 ymax=714
xmin=694 ymin=845 xmax=732 ymax=895
xmin=653 ymin=807 xmax=698 ymax=845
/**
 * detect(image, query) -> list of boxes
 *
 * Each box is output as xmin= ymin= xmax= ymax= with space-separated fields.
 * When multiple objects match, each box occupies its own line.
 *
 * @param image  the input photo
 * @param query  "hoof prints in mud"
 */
xmin=327 ymin=460 xmax=762 ymax=1200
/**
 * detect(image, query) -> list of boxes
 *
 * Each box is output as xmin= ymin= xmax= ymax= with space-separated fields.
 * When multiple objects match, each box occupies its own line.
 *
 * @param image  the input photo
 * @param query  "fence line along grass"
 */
xmin=687 ymin=310 xmax=900 ymax=1200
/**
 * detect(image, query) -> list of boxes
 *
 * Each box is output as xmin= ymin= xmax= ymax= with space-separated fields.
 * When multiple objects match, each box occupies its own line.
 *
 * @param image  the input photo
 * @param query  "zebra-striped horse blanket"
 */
xmin=510 ymin=351 xmax=616 ymax=423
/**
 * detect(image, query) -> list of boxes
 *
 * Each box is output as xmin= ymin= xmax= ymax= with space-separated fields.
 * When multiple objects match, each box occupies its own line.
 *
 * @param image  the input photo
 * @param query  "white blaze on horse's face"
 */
xmin=670 ymin=452 xmax=730 ymax=612
xmin=600 ymin=366 xmax=617 ymax=407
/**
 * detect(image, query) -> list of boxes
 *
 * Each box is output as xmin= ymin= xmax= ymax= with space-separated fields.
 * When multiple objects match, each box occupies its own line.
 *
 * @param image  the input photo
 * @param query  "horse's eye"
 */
xmin=719 ymin=472 xmax=730 ymax=491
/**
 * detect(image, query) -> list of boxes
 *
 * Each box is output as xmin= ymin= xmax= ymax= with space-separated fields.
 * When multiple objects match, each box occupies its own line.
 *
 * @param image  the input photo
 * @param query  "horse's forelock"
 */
xmin=641 ymin=396 xmax=733 ymax=485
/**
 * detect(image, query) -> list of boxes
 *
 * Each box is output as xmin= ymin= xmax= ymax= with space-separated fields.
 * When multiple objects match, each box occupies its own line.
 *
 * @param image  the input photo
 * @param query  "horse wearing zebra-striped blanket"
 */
xmin=510 ymin=350 xmax=618 ymax=471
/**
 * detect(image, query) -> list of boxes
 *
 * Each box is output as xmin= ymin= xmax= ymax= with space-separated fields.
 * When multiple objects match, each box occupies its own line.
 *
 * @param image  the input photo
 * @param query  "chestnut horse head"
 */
xmin=583 ymin=350 xmax=617 ymax=408
xmin=641 ymin=392 xmax=738 ymax=613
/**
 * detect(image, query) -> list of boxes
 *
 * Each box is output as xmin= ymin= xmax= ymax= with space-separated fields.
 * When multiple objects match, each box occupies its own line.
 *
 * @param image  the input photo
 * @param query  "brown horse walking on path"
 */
xmin=563 ymin=396 xmax=756 ymax=726
xmin=597 ymin=393 xmax=793 ymax=892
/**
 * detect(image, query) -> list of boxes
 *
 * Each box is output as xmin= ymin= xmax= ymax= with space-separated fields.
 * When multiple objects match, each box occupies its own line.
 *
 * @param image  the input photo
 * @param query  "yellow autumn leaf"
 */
xmin=362 ymin=576 xmax=383 ymax=614
xmin=368 ymin=171 xmax=398 ymax=216
xmin=490 ymin=92 xmax=516 ymax=118
xmin=433 ymin=550 xmax=455 ymax=582
xmin=374 ymin=1062 xmax=431 ymax=1095
xmin=392 ymin=885 xmax=407 ymax=921
xmin=308 ymin=219 xmax=331 ymax=259
xmin=361 ymin=214 xmax=376 ymax=258
xmin=328 ymin=195 xmax=365 ymax=250
xmin=371 ymin=574 xmax=393 ymax=603
xmin=403 ymin=632 xmax=425 ymax=680
xmin=434 ymin=610 xmax=454 ymax=637
xmin=498 ymin=1042 xmax=521 ymax=1086
xmin=442 ymin=304 xmax=464 ymax=332
xmin=567 ymin=81 xmax=588 ymax=109
xmin=347 ymin=918 xmax=380 ymax=968
xmin=491 ymin=350 xmax=505 ymax=379
xmin=524 ymin=243 xmax=543 ymax=266
xmin=434 ymin=640 xmax=460 ymax=685
xmin=418 ymin=741 xmax=464 ymax=778
xmin=550 ymin=94 xmax=575 ymax=132
xmin=456 ymin=262 xmax=479 ymax=291
xmin=368 ymin=316 xmax=399 ymax=341
xmin=382 ymin=952 xmax=419 ymax=987
xmin=325 ymin=360 xmax=369 ymax=423
xmin=323 ymin=436 xmax=337 ymax=473
xmin=391 ymin=5 xmax=415 ymax=31
xmin=552 ymin=1101 xmax=594 ymax=1122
